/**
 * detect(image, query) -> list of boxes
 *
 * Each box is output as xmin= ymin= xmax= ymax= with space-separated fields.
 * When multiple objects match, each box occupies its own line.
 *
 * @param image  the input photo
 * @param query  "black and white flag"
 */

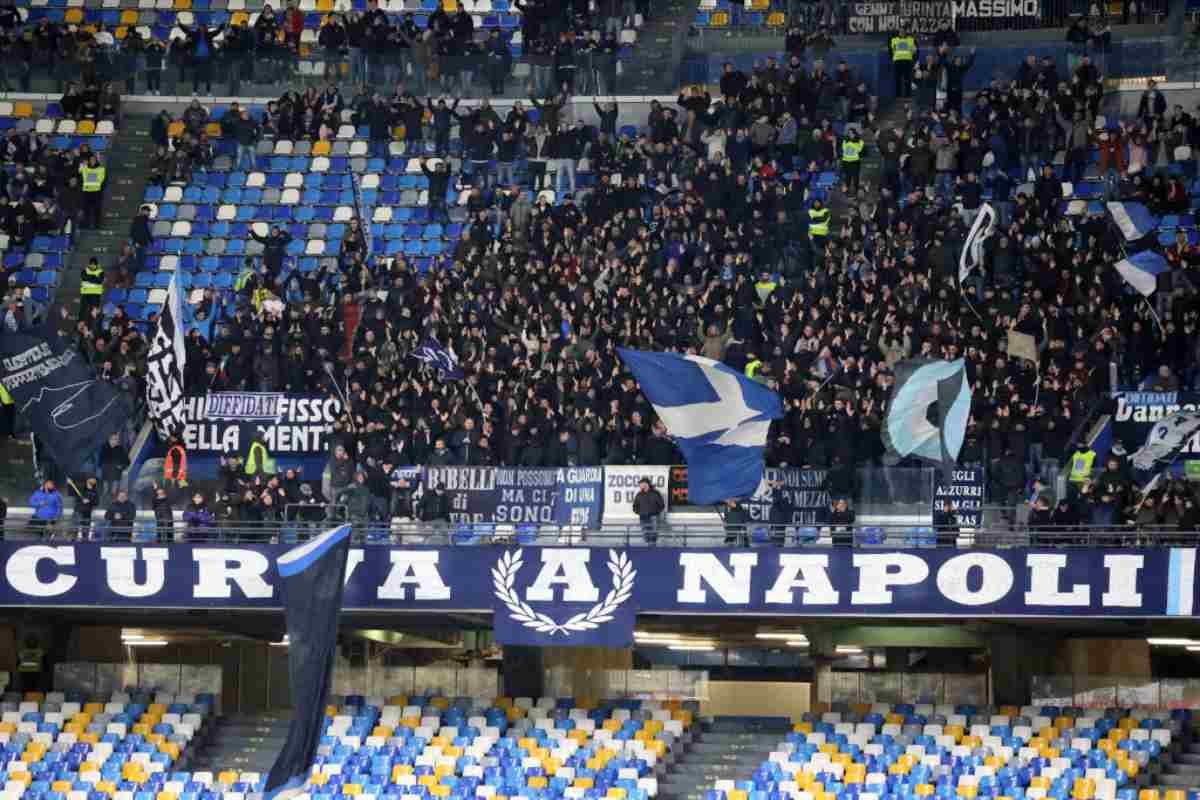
xmin=959 ymin=202 xmax=996 ymax=284
xmin=1130 ymin=410 xmax=1200 ymax=472
xmin=146 ymin=273 xmax=187 ymax=438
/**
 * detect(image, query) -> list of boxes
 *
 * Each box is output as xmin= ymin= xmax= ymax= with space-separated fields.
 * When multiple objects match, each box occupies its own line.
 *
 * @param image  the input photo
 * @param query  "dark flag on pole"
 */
xmin=264 ymin=524 xmax=352 ymax=800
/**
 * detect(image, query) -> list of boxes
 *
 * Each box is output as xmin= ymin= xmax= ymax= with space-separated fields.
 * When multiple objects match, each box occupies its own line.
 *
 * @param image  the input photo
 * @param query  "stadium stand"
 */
xmin=701 ymin=706 xmax=1193 ymax=800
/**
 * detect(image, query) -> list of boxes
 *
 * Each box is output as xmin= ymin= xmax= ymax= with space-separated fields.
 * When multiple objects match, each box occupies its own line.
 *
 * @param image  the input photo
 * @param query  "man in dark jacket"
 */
xmin=721 ymin=498 xmax=751 ymax=546
xmin=72 ymin=476 xmax=100 ymax=540
xmin=129 ymin=205 xmax=152 ymax=271
xmin=250 ymin=225 xmax=292 ymax=276
xmin=99 ymin=432 xmax=129 ymax=501
xmin=632 ymin=477 xmax=665 ymax=544
xmin=152 ymin=486 xmax=174 ymax=543
xmin=105 ymin=489 xmax=136 ymax=541
xmin=420 ymin=157 xmax=452 ymax=222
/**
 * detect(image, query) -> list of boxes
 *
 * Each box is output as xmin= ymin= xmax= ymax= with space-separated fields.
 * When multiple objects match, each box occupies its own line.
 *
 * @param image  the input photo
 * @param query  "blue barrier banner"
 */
xmin=2 ymin=546 xmax=1195 ymax=637
xmin=1113 ymin=392 xmax=1200 ymax=466
xmin=422 ymin=467 xmax=605 ymax=527
xmin=744 ymin=468 xmax=830 ymax=526
xmin=553 ymin=468 xmax=605 ymax=528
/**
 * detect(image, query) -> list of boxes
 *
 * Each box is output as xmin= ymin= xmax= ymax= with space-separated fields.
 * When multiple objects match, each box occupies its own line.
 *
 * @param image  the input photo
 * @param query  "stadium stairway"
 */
xmin=659 ymin=720 xmax=788 ymax=800
xmin=67 ymin=113 xmax=155 ymax=315
xmin=186 ymin=711 xmax=295 ymax=776
xmin=1156 ymin=722 xmax=1200 ymax=790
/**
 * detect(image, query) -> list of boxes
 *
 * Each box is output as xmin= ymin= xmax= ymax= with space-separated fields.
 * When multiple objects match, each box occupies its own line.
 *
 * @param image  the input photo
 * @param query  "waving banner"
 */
xmin=0 ymin=329 xmax=132 ymax=474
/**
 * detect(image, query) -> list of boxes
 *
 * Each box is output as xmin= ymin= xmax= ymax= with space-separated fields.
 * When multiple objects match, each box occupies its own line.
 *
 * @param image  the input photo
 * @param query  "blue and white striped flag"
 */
xmin=1114 ymin=250 xmax=1170 ymax=297
xmin=413 ymin=339 xmax=463 ymax=380
xmin=1106 ymin=201 xmax=1158 ymax=241
xmin=264 ymin=524 xmax=352 ymax=800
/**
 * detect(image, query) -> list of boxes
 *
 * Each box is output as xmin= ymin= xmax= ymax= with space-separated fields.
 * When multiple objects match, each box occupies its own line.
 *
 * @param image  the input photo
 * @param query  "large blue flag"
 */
xmin=264 ymin=524 xmax=352 ymax=800
xmin=882 ymin=359 xmax=972 ymax=466
xmin=618 ymin=349 xmax=783 ymax=504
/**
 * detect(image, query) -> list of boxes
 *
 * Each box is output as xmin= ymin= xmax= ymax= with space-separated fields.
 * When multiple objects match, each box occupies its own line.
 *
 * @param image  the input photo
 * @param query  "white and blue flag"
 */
xmin=264 ymin=524 xmax=352 ymax=800
xmin=1115 ymin=250 xmax=1171 ymax=297
xmin=1107 ymin=201 xmax=1159 ymax=241
xmin=413 ymin=338 xmax=463 ymax=380
xmin=618 ymin=349 xmax=783 ymax=504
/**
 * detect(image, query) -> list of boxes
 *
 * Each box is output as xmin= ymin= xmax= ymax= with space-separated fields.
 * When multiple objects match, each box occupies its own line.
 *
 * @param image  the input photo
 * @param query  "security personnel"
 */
xmin=79 ymin=154 xmax=107 ymax=229
xmin=1068 ymin=446 xmax=1096 ymax=483
xmin=889 ymin=26 xmax=916 ymax=99
xmin=245 ymin=428 xmax=277 ymax=476
xmin=163 ymin=438 xmax=188 ymax=490
xmin=808 ymin=199 xmax=830 ymax=249
xmin=79 ymin=257 xmax=105 ymax=320
xmin=841 ymin=127 xmax=864 ymax=193
xmin=745 ymin=353 xmax=763 ymax=380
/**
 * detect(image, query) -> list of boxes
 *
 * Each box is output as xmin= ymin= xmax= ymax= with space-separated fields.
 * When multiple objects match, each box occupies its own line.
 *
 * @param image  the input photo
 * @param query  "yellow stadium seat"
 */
xmin=945 ymin=725 xmax=965 ymax=741
xmin=793 ymin=722 xmax=813 ymax=734
xmin=728 ymin=792 xmax=748 ymax=800
xmin=1125 ymin=763 xmax=1140 ymax=778
xmin=916 ymin=786 xmax=934 ymax=797
xmin=372 ymin=726 xmax=393 ymax=738
xmin=418 ymin=776 xmax=436 ymax=788
xmin=1108 ymin=729 xmax=1127 ymax=742
xmin=1138 ymin=791 xmax=1159 ymax=800
xmin=167 ymin=121 xmax=185 ymax=138
xmin=133 ymin=724 xmax=151 ymax=736
xmin=119 ymin=9 xmax=138 ymax=23
xmin=430 ymin=788 xmax=450 ymax=799
xmin=1073 ymin=780 xmax=1095 ymax=800
xmin=495 ymin=697 xmax=513 ymax=708
xmin=114 ymin=26 xmax=128 ymax=38
xmin=310 ymin=774 xmax=329 ymax=787
xmin=77 ymin=120 xmax=96 ymax=134
xmin=84 ymin=703 xmax=104 ymax=714
xmin=1166 ymin=792 xmax=1187 ymax=800
xmin=9 ymin=772 xmax=32 ymax=786
xmin=343 ymin=785 xmax=362 ymax=796
xmin=819 ymin=743 xmax=838 ymax=755
xmin=527 ymin=779 xmax=548 ymax=790
xmin=79 ymin=763 xmax=99 ymax=775
xmin=0 ymin=722 xmax=14 ymax=734
xmin=574 ymin=779 xmax=594 ymax=790
xmin=21 ymin=752 xmax=41 ymax=765
xmin=13 ymin=102 xmax=32 ymax=118
xmin=889 ymin=764 xmax=910 ymax=776
xmin=158 ymin=792 xmax=178 ymax=800
xmin=1030 ymin=778 xmax=1051 ymax=790
xmin=218 ymin=772 xmax=239 ymax=786
xmin=750 ymin=0 xmax=769 ymax=8
xmin=391 ymin=765 xmax=413 ymax=782
xmin=767 ymin=11 xmax=785 ymax=25
xmin=958 ymin=786 xmax=978 ymax=799
xmin=1055 ymin=717 xmax=1074 ymax=730
xmin=710 ymin=11 xmax=729 ymax=25
xmin=159 ymin=744 xmax=180 ymax=760
xmin=23 ymin=692 xmax=44 ymax=701
xmin=400 ymin=717 xmax=419 ymax=728
xmin=443 ymin=0 xmax=457 ymax=9
xmin=96 ymin=782 xmax=117 ymax=795
xmin=326 ymin=706 xmax=339 ymax=717
xmin=388 ymin=695 xmax=407 ymax=705
xmin=65 ymin=8 xmax=83 ymax=22
xmin=80 ymin=734 xmax=99 ymax=745
xmin=434 ymin=766 xmax=453 ymax=779
xmin=53 ymin=781 xmax=74 ymax=793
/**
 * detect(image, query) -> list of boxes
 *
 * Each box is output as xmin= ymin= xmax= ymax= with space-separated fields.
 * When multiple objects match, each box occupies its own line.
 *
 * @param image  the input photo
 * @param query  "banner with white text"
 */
xmin=2 ymin=546 xmax=1195 ymax=633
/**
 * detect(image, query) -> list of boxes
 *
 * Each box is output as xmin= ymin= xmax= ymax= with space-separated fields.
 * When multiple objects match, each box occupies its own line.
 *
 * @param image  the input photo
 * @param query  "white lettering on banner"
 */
xmin=526 ymin=549 xmax=600 ymax=603
xmin=847 ymin=1 xmax=951 ymax=33
xmin=936 ymin=553 xmax=1013 ymax=606
xmin=603 ymin=466 xmax=670 ymax=521
xmin=100 ymin=547 xmax=168 ymax=598
xmin=851 ymin=553 xmax=931 ymax=604
xmin=1025 ymin=553 xmax=1089 ymax=606
xmin=677 ymin=553 xmax=758 ymax=604
xmin=377 ymin=551 xmax=452 ymax=600
xmin=765 ymin=554 xmax=840 ymax=605
xmin=1102 ymin=554 xmax=1144 ymax=607
xmin=951 ymin=0 xmax=1040 ymax=16
xmin=179 ymin=394 xmax=343 ymax=455
xmin=345 ymin=548 xmax=364 ymax=586
xmin=5 ymin=545 xmax=77 ymax=597
xmin=1114 ymin=393 xmax=1198 ymax=422
xmin=192 ymin=549 xmax=274 ymax=599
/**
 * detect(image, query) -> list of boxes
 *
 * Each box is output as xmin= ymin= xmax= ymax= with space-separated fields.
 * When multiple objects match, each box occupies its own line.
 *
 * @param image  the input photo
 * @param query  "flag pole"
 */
xmin=1143 ymin=296 xmax=1165 ymax=337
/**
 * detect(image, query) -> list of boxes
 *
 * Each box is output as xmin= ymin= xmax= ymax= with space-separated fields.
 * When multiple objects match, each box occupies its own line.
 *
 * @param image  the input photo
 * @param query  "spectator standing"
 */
xmin=99 ymin=432 xmax=129 ymax=500
xmin=105 ymin=489 xmax=135 ymax=540
xmin=29 ymin=480 xmax=63 ymax=537
xmin=79 ymin=153 xmax=105 ymax=229
xmin=889 ymin=24 xmax=915 ymax=100
xmin=183 ymin=492 xmax=214 ymax=540
xmin=152 ymin=485 xmax=174 ymax=543
xmin=71 ymin=476 xmax=99 ymax=540
xmin=721 ymin=498 xmax=750 ymax=546
xmin=78 ymin=257 xmax=104 ymax=321
xmin=632 ymin=477 xmax=664 ymax=544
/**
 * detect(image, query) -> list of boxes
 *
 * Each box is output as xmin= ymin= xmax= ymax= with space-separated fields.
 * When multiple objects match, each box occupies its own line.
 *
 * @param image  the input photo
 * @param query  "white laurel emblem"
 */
xmin=491 ymin=548 xmax=635 ymax=636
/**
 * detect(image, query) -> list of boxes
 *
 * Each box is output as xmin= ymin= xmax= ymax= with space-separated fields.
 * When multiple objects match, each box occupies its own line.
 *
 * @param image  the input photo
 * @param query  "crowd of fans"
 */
xmin=0 ymin=0 xmax=644 ymax=98
xmin=2 ymin=2 xmax=1200 ymax=537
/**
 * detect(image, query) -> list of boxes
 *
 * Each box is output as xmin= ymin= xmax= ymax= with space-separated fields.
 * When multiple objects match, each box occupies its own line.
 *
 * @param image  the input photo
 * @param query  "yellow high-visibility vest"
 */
xmin=80 ymin=165 xmax=106 ymax=192
xmin=809 ymin=207 xmax=830 ymax=236
xmin=842 ymin=139 xmax=863 ymax=162
xmin=245 ymin=440 xmax=277 ymax=475
xmin=745 ymin=359 xmax=763 ymax=379
xmin=890 ymin=36 xmax=915 ymax=62
xmin=1068 ymin=450 xmax=1096 ymax=482
xmin=80 ymin=264 xmax=105 ymax=295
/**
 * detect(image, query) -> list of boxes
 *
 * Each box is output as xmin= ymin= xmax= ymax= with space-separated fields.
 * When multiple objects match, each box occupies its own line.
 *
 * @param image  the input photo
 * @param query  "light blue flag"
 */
xmin=882 ymin=359 xmax=972 ymax=466
xmin=1114 ymin=250 xmax=1170 ymax=297
xmin=1106 ymin=201 xmax=1158 ymax=241
xmin=617 ymin=349 xmax=784 ymax=504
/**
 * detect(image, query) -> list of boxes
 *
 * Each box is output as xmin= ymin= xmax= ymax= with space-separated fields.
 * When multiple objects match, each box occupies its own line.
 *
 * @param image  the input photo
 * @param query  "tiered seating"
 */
xmin=0 ymin=103 xmax=116 ymax=304
xmin=0 ymin=689 xmax=216 ymax=800
xmin=695 ymin=0 xmax=785 ymax=29
xmin=703 ymin=705 xmax=1190 ymax=800
xmin=300 ymin=694 xmax=692 ymax=800
xmin=10 ymin=0 xmax=640 ymax=67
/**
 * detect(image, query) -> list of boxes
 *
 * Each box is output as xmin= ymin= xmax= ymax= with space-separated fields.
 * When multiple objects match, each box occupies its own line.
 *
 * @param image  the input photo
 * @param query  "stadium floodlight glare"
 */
xmin=835 ymin=646 xmax=864 ymax=654
xmin=1146 ymin=638 xmax=1199 ymax=646
xmin=1187 ymin=645 xmax=1200 ymax=652
xmin=125 ymin=640 xmax=168 ymax=646
xmin=786 ymin=640 xmax=809 ymax=648
xmin=756 ymin=632 xmax=808 ymax=641
xmin=668 ymin=644 xmax=715 ymax=652
xmin=637 ymin=636 xmax=717 ymax=647
xmin=120 ymin=632 xmax=144 ymax=641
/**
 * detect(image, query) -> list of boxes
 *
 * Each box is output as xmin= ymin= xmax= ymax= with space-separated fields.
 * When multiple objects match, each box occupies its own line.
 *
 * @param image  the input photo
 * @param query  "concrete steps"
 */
xmin=661 ymin=728 xmax=783 ymax=800
xmin=188 ymin=713 xmax=295 ymax=775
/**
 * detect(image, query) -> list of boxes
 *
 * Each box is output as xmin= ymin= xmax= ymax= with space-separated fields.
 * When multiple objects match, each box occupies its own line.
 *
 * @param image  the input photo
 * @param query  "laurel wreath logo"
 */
xmin=492 ymin=548 xmax=635 ymax=636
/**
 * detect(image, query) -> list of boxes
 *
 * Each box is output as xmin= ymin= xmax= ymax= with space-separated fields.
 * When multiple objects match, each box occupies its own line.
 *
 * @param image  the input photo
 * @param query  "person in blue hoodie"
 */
xmin=29 ymin=480 xmax=62 ymax=538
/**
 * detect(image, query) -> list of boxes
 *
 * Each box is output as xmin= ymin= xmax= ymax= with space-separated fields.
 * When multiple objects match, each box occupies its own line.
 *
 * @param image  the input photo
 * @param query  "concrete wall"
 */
xmin=705 ymin=680 xmax=811 ymax=718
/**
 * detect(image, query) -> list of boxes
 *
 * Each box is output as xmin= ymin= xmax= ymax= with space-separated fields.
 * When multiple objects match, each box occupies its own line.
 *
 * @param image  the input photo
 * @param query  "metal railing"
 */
xmin=10 ymin=518 xmax=1200 ymax=547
